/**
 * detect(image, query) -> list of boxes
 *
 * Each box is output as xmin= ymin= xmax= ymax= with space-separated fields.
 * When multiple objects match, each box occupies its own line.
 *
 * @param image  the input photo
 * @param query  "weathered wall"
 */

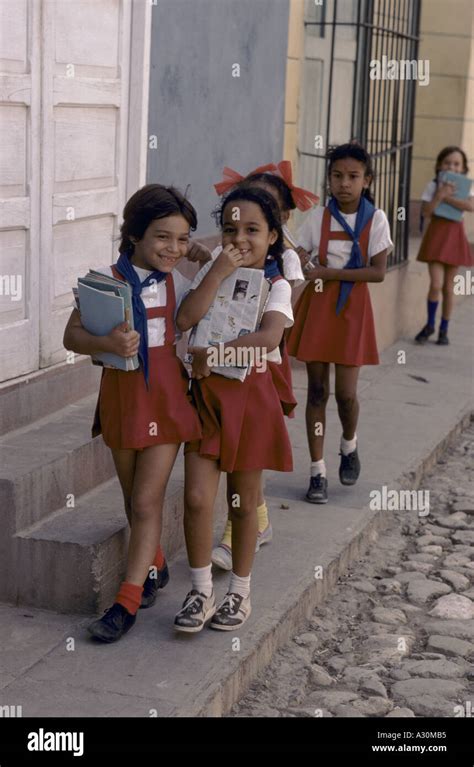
xmin=147 ymin=0 xmax=290 ymax=237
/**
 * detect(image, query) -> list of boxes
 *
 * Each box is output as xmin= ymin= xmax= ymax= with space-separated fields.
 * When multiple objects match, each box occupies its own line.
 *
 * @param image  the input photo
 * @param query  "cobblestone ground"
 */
xmin=230 ymin=423 xmax=474 ymax=718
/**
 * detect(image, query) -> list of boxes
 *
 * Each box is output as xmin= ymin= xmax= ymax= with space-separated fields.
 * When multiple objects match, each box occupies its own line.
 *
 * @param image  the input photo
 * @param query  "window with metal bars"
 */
xmin=299 ymin=0 xmax=421 ymax=267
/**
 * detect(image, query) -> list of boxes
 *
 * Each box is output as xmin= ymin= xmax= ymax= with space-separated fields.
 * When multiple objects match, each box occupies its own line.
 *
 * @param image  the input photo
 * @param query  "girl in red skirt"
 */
xmin=286 ymin=143 xmax=392 ymax=504
xmin=63 ymin=184 xmax=202 ymax=642
xmin=415 ymin=146 xmax=473 ymax=346
xmin=174 ymin=186 xmax=294 ymax=632
xmin=209 ymin=163 xmax=318 ymax=570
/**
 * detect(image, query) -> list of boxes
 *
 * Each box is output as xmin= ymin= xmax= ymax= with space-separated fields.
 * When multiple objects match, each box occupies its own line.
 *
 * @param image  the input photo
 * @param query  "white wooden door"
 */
xmin=0 ymin=0 xmax=41 ymax=380
xmin=298 ymin=0 xmax=358 ymax=223
xmin=40 ymin=0 xmax=131 ymax=367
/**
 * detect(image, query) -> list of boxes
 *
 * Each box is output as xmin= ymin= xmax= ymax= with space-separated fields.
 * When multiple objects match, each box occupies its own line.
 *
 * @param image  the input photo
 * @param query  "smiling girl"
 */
xmin=287 ymin=143 xmax=392 ymax=504
xmin=173 ymin=187 xmax=293 ymax=632
xmin=63 ymin=184 xmax=202 ymax=642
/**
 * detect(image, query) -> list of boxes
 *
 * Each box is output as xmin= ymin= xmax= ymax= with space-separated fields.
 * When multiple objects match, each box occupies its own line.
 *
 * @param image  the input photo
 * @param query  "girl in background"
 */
xmin=415 ymin=146 xmax=473 ymax=346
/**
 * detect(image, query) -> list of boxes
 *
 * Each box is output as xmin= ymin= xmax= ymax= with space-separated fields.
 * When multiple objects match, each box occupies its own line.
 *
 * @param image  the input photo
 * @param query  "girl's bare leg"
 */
xmin=184 ymin=452 xmax=221 ymax=567
xmin=111 ymin=448 xmax=137 ymax=525
xmin=305 ymin=362 xmax=330 ymax=461
xmin=334 ymin=365 xmax=360 ymax=440
xmin=125 ymin=443 xmax=179 ymax=586
xmin=227 ymin=470 xmax=261 ymax=577
xmin=428 ymin=262 xmax=444 ymax=303
xmin=441 ymin=264 xmax=458 ymax=320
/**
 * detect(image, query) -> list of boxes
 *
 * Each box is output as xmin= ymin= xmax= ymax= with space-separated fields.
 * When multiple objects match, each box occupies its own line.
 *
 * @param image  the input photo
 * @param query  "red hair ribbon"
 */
xmin=213 ymin=163 xmax=278 ymax=196
xmin=275 ymin=160 xmax=320 ymax=211
xmin=213 ymin=161 xmax=319 ymax=212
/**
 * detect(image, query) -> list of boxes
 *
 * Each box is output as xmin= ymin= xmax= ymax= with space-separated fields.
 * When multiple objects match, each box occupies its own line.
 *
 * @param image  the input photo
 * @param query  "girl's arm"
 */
xmin=421 ymin=181 xmax=456 ymax=218
xmin=63 ymin=308 xmax=140 ymax=358
xmin=443 ymin=196 xmax=474 ymax=213
xmin=176 ymin=245 xmax=243 ymax=331
xmin=189 ymin=311 xmax=287 ymax=379
xmin=186 ymin=241 xmax=213 ymax=264
xmin=305 ymin=249 xmax=388 ymax=284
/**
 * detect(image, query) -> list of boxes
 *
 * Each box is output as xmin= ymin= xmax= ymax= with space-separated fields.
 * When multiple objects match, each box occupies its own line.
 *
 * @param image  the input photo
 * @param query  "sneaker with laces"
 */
xmin=415 ymin=324 xmax=435 ymax=344
xmin=174 ymin=590 xmax=216 ymax=633
xmin=87 ymin=602 xmax=136 ymax=643
xmin=140 ymin=560 xmax=170 ymax=609
xmin=210 ymin=592 xmax=251 ymax=631
xmin=339 ymin=448 xmax=361 ymax=485
xmin=305 ymin=474 xmax=328 ymax=503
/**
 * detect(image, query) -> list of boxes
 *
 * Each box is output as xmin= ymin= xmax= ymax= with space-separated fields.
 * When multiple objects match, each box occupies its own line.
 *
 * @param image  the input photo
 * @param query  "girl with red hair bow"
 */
xmin=206 ymin=162 xmax=319 ymax=571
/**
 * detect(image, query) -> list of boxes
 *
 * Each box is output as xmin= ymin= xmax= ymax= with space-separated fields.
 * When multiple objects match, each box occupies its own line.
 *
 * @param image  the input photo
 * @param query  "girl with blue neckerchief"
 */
xmin=64 ymin=184 xmax=202 ymax=642
xmin=287 ymin=143 xmax=392 ymax=504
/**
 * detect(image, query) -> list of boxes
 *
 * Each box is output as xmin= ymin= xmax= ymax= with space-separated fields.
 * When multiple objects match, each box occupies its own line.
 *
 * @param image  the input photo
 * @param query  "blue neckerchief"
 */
xmin=328 ymin=196 xmax=375 ymax=315
xmin=264 ymin=257 xmax=282 ymax=280
xmin=115 ymin=251 xmax=167 ymax=386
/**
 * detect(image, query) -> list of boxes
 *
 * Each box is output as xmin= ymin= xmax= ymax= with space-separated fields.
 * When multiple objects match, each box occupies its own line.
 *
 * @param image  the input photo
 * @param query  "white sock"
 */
xmin=340 ymin=434 xmax=357 ymax=456
xmin=190 ymin=564 xmax=213 ymax=597
xmin=311 ymin=459 xmax=326 ymax=478
xmin=229 ymin=572 xmax=251 ymax=599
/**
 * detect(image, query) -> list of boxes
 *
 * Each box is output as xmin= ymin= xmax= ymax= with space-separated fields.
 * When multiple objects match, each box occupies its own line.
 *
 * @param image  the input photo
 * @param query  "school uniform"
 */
xmin=416 ymin=180 xmax=473 ymax=267
xmin=184 ymin=261 xmax=294 ymax=473
xmin=211 ymin=246 xmax=299 ymax=416
xmin=91 ymin=263 xmax=202 ymax=450
xmin=286 ymin=204 xmax=393 ymax=367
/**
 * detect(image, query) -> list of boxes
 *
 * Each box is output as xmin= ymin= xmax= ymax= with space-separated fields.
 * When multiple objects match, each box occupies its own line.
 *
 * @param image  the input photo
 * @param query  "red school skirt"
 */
xmin=93 ymin=346 xmax=202 ymax=450
xmin=417 ymin=215 xmax=473 ymax=267
xmin=268 ymin=341 xmax=297 ymax=418
xmin=185 ymin=367 xmax=293 ymax=473
xmin=286 ymin=280 xmax=379 ymax=367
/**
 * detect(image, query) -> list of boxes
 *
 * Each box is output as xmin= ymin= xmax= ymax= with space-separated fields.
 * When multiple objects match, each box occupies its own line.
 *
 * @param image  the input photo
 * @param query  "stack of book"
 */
xmin=73 ymin=270 xmax=139 ymax=371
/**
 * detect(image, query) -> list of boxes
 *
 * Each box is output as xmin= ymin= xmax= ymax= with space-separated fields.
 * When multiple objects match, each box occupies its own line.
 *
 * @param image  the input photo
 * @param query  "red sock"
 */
xmin=152 ymin=545 xmax=166 ymax=570
xmin=115 ymin=582 xmax=143 ymax=615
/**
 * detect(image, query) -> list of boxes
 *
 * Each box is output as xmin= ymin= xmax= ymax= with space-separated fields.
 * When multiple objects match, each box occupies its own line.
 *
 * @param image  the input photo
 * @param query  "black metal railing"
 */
xmin=302 ymin=0 xmax=421 ymax=267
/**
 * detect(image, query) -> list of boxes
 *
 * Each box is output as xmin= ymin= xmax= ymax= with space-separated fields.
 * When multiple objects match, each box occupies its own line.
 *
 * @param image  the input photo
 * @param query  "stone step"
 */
xmin=13 ymin=464 xmax=226 ymax=615
xmin=0 ymin=358 xmax=101 ymax=436
xmin=0 ymin=394 xmax=115 ymax=536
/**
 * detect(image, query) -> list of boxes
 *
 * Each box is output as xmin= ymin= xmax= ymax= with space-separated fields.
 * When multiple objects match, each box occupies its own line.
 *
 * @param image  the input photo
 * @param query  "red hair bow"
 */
xmin=275 ymin=160 xmax=320 ymax=211
xmin=213 ymin=161 xmax=319 ymax=212
xmin=213 ymin=163 xmax=278 ymax=196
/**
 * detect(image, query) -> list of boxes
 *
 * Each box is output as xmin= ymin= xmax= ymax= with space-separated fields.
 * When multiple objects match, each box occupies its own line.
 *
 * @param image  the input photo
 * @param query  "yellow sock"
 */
xmin=257 ymin=502 xmax=269 ymax=532
xmin=220 ymin=518 xmax=232 ymax=547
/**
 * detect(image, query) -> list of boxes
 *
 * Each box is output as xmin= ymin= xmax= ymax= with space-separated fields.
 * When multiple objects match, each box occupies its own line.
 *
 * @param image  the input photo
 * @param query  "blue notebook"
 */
xmin=76 ymin=274 xmax=139 ymax=371
xmin=434 ymin=171 xmax=472 ymax=222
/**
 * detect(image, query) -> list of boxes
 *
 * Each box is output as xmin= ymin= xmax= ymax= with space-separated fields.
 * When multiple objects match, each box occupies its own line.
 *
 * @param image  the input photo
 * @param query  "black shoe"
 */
xmin=305 ymin=474 xmax=328 ymax=504
xmin=436 ymin=330 xmax=449 ymax=345
xmin=339 ymin=448 xmax=361 ymax=485
xmin=140 ymin=561 xmax=170 ymax=609
xmin=88 ymin=602 xmax=136 ymax=643
xmin=415 ymin=324 xmax=435 ymax=344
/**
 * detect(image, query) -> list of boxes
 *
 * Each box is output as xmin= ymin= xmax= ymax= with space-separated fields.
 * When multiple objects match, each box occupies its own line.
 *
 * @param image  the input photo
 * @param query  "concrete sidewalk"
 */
xmin=1 ymin=299 xmax=472 ymax=717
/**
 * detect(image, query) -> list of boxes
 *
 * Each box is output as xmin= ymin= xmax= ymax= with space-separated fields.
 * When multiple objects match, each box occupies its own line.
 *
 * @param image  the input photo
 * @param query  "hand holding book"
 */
xmin=103 ymin=319 xmax=140 ymax=359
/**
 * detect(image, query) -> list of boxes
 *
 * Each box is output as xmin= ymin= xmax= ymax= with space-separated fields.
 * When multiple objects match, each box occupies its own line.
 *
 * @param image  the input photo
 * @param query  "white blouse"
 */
xmin=296 ymin=205 xmax=393 ymax=270
xmin=94 ymin=264 xmax=190 ymax=347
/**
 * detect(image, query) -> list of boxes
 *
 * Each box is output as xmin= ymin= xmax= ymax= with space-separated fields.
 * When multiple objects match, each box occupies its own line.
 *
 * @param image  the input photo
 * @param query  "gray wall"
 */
xmin=147 ymin=0 xmax=290 ymax=237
